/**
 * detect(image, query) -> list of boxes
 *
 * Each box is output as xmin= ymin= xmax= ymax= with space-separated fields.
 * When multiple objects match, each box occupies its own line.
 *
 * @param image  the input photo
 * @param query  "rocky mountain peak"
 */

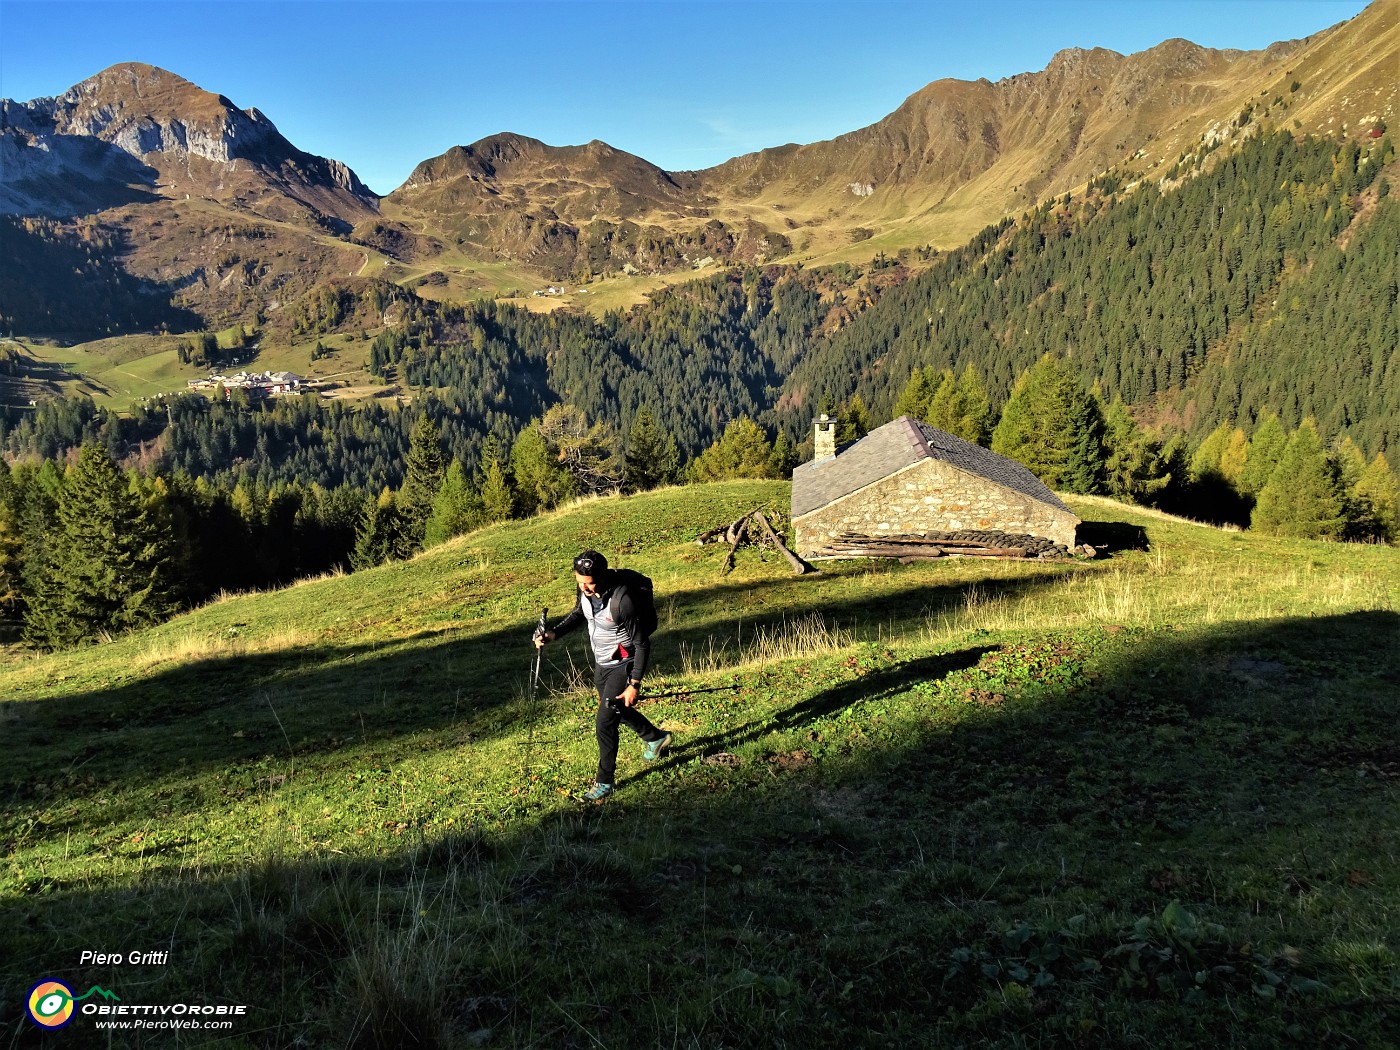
xmin=38 ymin=62 xmax=297 ymax=169
xmin=1 ymin=63 xmax=377 ymax=217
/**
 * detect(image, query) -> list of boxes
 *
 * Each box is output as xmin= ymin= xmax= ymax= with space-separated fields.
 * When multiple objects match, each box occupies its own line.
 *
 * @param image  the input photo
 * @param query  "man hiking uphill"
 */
xmin=534 ymin=550 xmax=671 ymax=801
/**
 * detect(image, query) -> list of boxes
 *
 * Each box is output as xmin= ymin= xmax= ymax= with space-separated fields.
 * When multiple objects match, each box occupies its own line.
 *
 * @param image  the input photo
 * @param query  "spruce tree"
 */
xmin=480 ymin=459 xmax=516 ymax=523
xmin=837 ymin=395 xmax=872 ymax=443
xmin=1239 ymin=413 xmax=1288 ymax=495
xmin=18 ymin=461 xmax=63 ymax=621
xmin=924 ymin=369 xmax=962 ymax=434
xmin=624 ymin=407 xmax=681 ymax=492
xmin=1220 ymin=428 xmax=1249 ymax=485
xmin=926 ymin=367 xmax=994 ymax=445
xmin=134 ymin=473 xmax=192 ymax=607
xmin=1250 ymin=420 xmax=1348 ymax=539
xmin=23 ymin=444 xmax=175 ymax=649
xmin=399 ymin=415 xmax=444 ymax=551
xmin=892 ymin=367 xmax=934 ymax=421
xmin=768 ymin=429 xmax=797 ymax=478
xmin=510 ymin=423 xmax=575 ymax=515
xmin=1332 ymin=436 xmax=1368 ymax=493
xmin=351 ymin=489 xmax=405 ymax=570
xmin=1351 ymin=453 xmax=1399 ymax=543
xmin=1101 ymin=399 xmax=1171 ymax=505
xmin=1153 ymin=435 xmax=1203 ymax=518
xmin=0 ymin=467 xmax=20 ymax=614
xmin=688 ymin=418 xmax=776 ymax=481
xmin=991 ymin=354 xmax=1105 ymax=493
xmin=956 ymin=365 xmax=994 ymax=446
xmin=424 ymin=461 xmax=483 ymax=547
xmin=1190 ymin=423 xmax=1234 ymax=482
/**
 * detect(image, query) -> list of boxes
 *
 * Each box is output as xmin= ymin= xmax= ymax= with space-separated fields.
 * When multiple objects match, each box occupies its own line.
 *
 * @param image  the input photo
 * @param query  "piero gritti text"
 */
xmin=79 ymin=950 xmax=170 ymax=966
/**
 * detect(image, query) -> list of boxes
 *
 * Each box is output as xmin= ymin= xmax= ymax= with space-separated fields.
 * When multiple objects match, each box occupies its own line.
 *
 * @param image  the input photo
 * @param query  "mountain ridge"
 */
xmin=0 ymin=2 xmax=1394 ymax=323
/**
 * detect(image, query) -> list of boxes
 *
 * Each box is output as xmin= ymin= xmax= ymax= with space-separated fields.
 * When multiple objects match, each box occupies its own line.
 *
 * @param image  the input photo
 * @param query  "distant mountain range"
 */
xmin=0 ymin=0 xmax=1395 ymax=329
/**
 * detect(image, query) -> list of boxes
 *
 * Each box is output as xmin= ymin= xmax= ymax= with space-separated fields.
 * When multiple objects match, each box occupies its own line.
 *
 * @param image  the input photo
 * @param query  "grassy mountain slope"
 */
xmin=2 ymin=483 xmax=1397 ymax=1046
xmin=387 ymin=2 xmax=1400 ymax=284
xmin=669 ymin=1 xmax=1397 ymax=264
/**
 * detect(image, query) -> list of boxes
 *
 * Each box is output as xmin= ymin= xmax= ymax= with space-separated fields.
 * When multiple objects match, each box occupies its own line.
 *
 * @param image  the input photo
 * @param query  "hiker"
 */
xmin=534 ymin=550 xmax=671 ymax=801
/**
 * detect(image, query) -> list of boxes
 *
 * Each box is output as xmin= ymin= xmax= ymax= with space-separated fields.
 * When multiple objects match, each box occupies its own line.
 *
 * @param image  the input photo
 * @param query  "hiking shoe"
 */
xmin=643 ymin=733 xmax=672 ymax=762
xmin=580 ymin=782 xmax=613 ymax=801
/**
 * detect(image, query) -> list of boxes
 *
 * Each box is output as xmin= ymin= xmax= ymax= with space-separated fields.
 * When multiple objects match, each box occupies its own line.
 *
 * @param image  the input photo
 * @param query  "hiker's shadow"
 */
xmin=627 ymin=648 xmax=994 ymax=783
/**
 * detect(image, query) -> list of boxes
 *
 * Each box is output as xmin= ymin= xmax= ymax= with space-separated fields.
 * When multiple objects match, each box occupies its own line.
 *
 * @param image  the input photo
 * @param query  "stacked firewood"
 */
xmin=814 ymin=529 xmax=1083 ymax=562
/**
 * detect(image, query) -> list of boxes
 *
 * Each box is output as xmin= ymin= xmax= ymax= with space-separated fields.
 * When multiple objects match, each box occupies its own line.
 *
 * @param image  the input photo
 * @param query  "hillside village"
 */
xmin=185 ymin=369 xmax=307 ymax=397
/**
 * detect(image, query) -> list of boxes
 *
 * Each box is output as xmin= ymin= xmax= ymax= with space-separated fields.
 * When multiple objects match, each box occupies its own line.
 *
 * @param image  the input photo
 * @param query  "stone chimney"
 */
xmin=814 ymin=413 xmax=837 ymax=460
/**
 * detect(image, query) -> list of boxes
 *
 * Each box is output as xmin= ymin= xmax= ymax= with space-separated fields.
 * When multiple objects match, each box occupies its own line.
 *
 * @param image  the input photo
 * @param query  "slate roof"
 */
xmin=791 ymin=415 xmax=1074 ymax=518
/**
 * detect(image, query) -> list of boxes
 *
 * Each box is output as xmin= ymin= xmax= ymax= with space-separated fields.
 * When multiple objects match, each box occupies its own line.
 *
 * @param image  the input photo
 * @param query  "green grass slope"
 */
xmin=2 ymin=482 xmax=1398 ymax=1047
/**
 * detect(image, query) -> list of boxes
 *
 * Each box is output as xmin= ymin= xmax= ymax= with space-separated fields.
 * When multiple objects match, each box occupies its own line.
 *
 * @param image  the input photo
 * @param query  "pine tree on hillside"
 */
xmin=1250 ymin=420 xmax=1348 ymax=539
xmin=23 ymin=444 xmax=176 ymax=649
xmin=1190 ymin=423 xmax=1235 ymax=482
xmin=892 ymin=367 xmax=933 ymax=421
xmin=1220 ymin=428 xmax=1249 ymax=485
xmin=688 ymin=418 xmax=777 ymax=482
xmin=1101 ymin=399 xmax=1171 ymax=505
xmin=1183 ymin=421 xmax=1253 ymax=521
xmin=1333 ymin=436 xmax=1368 ymax=494
xmin=539 ymin=404 xmax=624 ymax=496
xmin=1239 ymin=413 xmax=1288 ymax=496
xmin=991 ymin=354 xmax=1105 ymax=493
xmin=925 ymin=369 xmax=961 ymax=433
xmin=351 ymin=489 xmax=406 ymax=570
xmin=480 ymin=458 xmax=516 ymax=523
xmin=837 ymin=395 xmax=872 ymax=444
xmin=1350 ymin=453 xmax=1399 ymax=543
xmin=16 ymin=461 xmax=62 ymax=617
xmin=1064 ymin=398 xmax=1108 ymax=494
xmin=424 ymin=461 xmax=483 ymax=548
xmin=510 ymin=423 xmax=576 ymax=516
xmin=768 ymin=429 xmax=797 ymax=479
xmin=926 ymin=366 xmax=994 ymax=446
xmin=955 ymin=365 xmax=994 ymax=447
xmin=0 ymin=467 xmax=21 ymax=614
xmin=624 ymin=407 xmax=681 ymax=492
xmin=1152 ymin=435 xmax=1204 ymax=519
xmin=398 ymin=415 xmax=445 ymax=551
xmin=134 ymin=472 xmax=193 ymax=608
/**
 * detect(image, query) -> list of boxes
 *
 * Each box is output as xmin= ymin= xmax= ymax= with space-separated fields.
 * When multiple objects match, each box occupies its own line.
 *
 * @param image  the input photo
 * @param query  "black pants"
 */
xmin=594 ymin=662 xmax=665 ymax=785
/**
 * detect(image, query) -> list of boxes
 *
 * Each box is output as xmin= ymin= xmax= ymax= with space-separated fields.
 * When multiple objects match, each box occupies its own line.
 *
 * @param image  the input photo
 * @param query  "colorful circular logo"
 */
xmin=28 ymin=980 xmax=76 ymax=1028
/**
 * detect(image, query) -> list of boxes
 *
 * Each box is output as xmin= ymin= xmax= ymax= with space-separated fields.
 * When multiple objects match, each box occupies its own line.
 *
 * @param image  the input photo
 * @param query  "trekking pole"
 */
xmin=522 ymin=607 xmax=548 ymax=774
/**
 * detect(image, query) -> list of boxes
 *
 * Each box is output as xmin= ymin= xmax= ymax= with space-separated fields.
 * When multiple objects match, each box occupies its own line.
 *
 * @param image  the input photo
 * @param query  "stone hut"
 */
xmin=791 ymin=415 xmax=1079 ymax=555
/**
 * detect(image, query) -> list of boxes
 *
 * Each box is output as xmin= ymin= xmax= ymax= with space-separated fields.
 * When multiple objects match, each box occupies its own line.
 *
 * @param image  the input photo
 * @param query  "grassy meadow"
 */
xmin=2 ymin=480 xmax=1398 ymax=1047
xmin=4 ymin=329 xmax=392 ymax=413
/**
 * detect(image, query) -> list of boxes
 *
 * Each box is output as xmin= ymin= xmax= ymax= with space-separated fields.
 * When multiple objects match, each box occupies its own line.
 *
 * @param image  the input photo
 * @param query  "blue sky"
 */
xmin=0 ymin=0 xmax=1373 ymax=195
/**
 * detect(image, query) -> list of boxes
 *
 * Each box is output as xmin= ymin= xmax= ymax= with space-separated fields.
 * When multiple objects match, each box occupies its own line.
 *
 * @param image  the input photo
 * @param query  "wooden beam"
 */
xmin=754 ymin=510 xmax=816 ymax=575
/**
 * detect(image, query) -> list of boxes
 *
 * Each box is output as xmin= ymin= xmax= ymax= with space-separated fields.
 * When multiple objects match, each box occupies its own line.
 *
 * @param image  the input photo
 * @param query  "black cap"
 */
xmin=573 ymin=550 xmax=608 ymax=576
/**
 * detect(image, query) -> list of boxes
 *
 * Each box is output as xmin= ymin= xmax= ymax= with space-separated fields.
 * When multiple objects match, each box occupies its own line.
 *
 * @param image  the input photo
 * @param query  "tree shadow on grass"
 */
xmin=3 ymin=564 xmax=1081 ymax=803
xmin=630 ymin=648 xmax=998 ymax=787
xmin=0 ymin=611 xmax=1397 ymax=1047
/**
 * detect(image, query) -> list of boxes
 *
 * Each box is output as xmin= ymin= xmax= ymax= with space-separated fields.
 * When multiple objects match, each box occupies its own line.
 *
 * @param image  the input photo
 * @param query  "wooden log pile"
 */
xmin=695 ymin=506 xmax=817 ymax=575
xmin=814 ymin=529 xmax=1085 ymax=562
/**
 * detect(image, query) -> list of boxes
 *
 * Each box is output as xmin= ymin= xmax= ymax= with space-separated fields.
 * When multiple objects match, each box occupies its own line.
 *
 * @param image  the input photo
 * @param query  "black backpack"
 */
xmin=611 ymin=568 xmax=658 ymax=640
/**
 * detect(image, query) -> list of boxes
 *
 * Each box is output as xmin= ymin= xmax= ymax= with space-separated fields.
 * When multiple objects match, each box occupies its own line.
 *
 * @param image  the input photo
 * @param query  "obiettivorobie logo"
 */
xmin=25 ymin=975 xmax=248 ymax=1032
xmin=27 ymin=980 xmax=120 ymax=1029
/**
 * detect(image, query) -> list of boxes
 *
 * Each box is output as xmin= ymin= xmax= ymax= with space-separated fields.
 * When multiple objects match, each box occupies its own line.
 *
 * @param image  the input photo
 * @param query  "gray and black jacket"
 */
xmin=551 ymin=573 xmax=652 ymax=681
